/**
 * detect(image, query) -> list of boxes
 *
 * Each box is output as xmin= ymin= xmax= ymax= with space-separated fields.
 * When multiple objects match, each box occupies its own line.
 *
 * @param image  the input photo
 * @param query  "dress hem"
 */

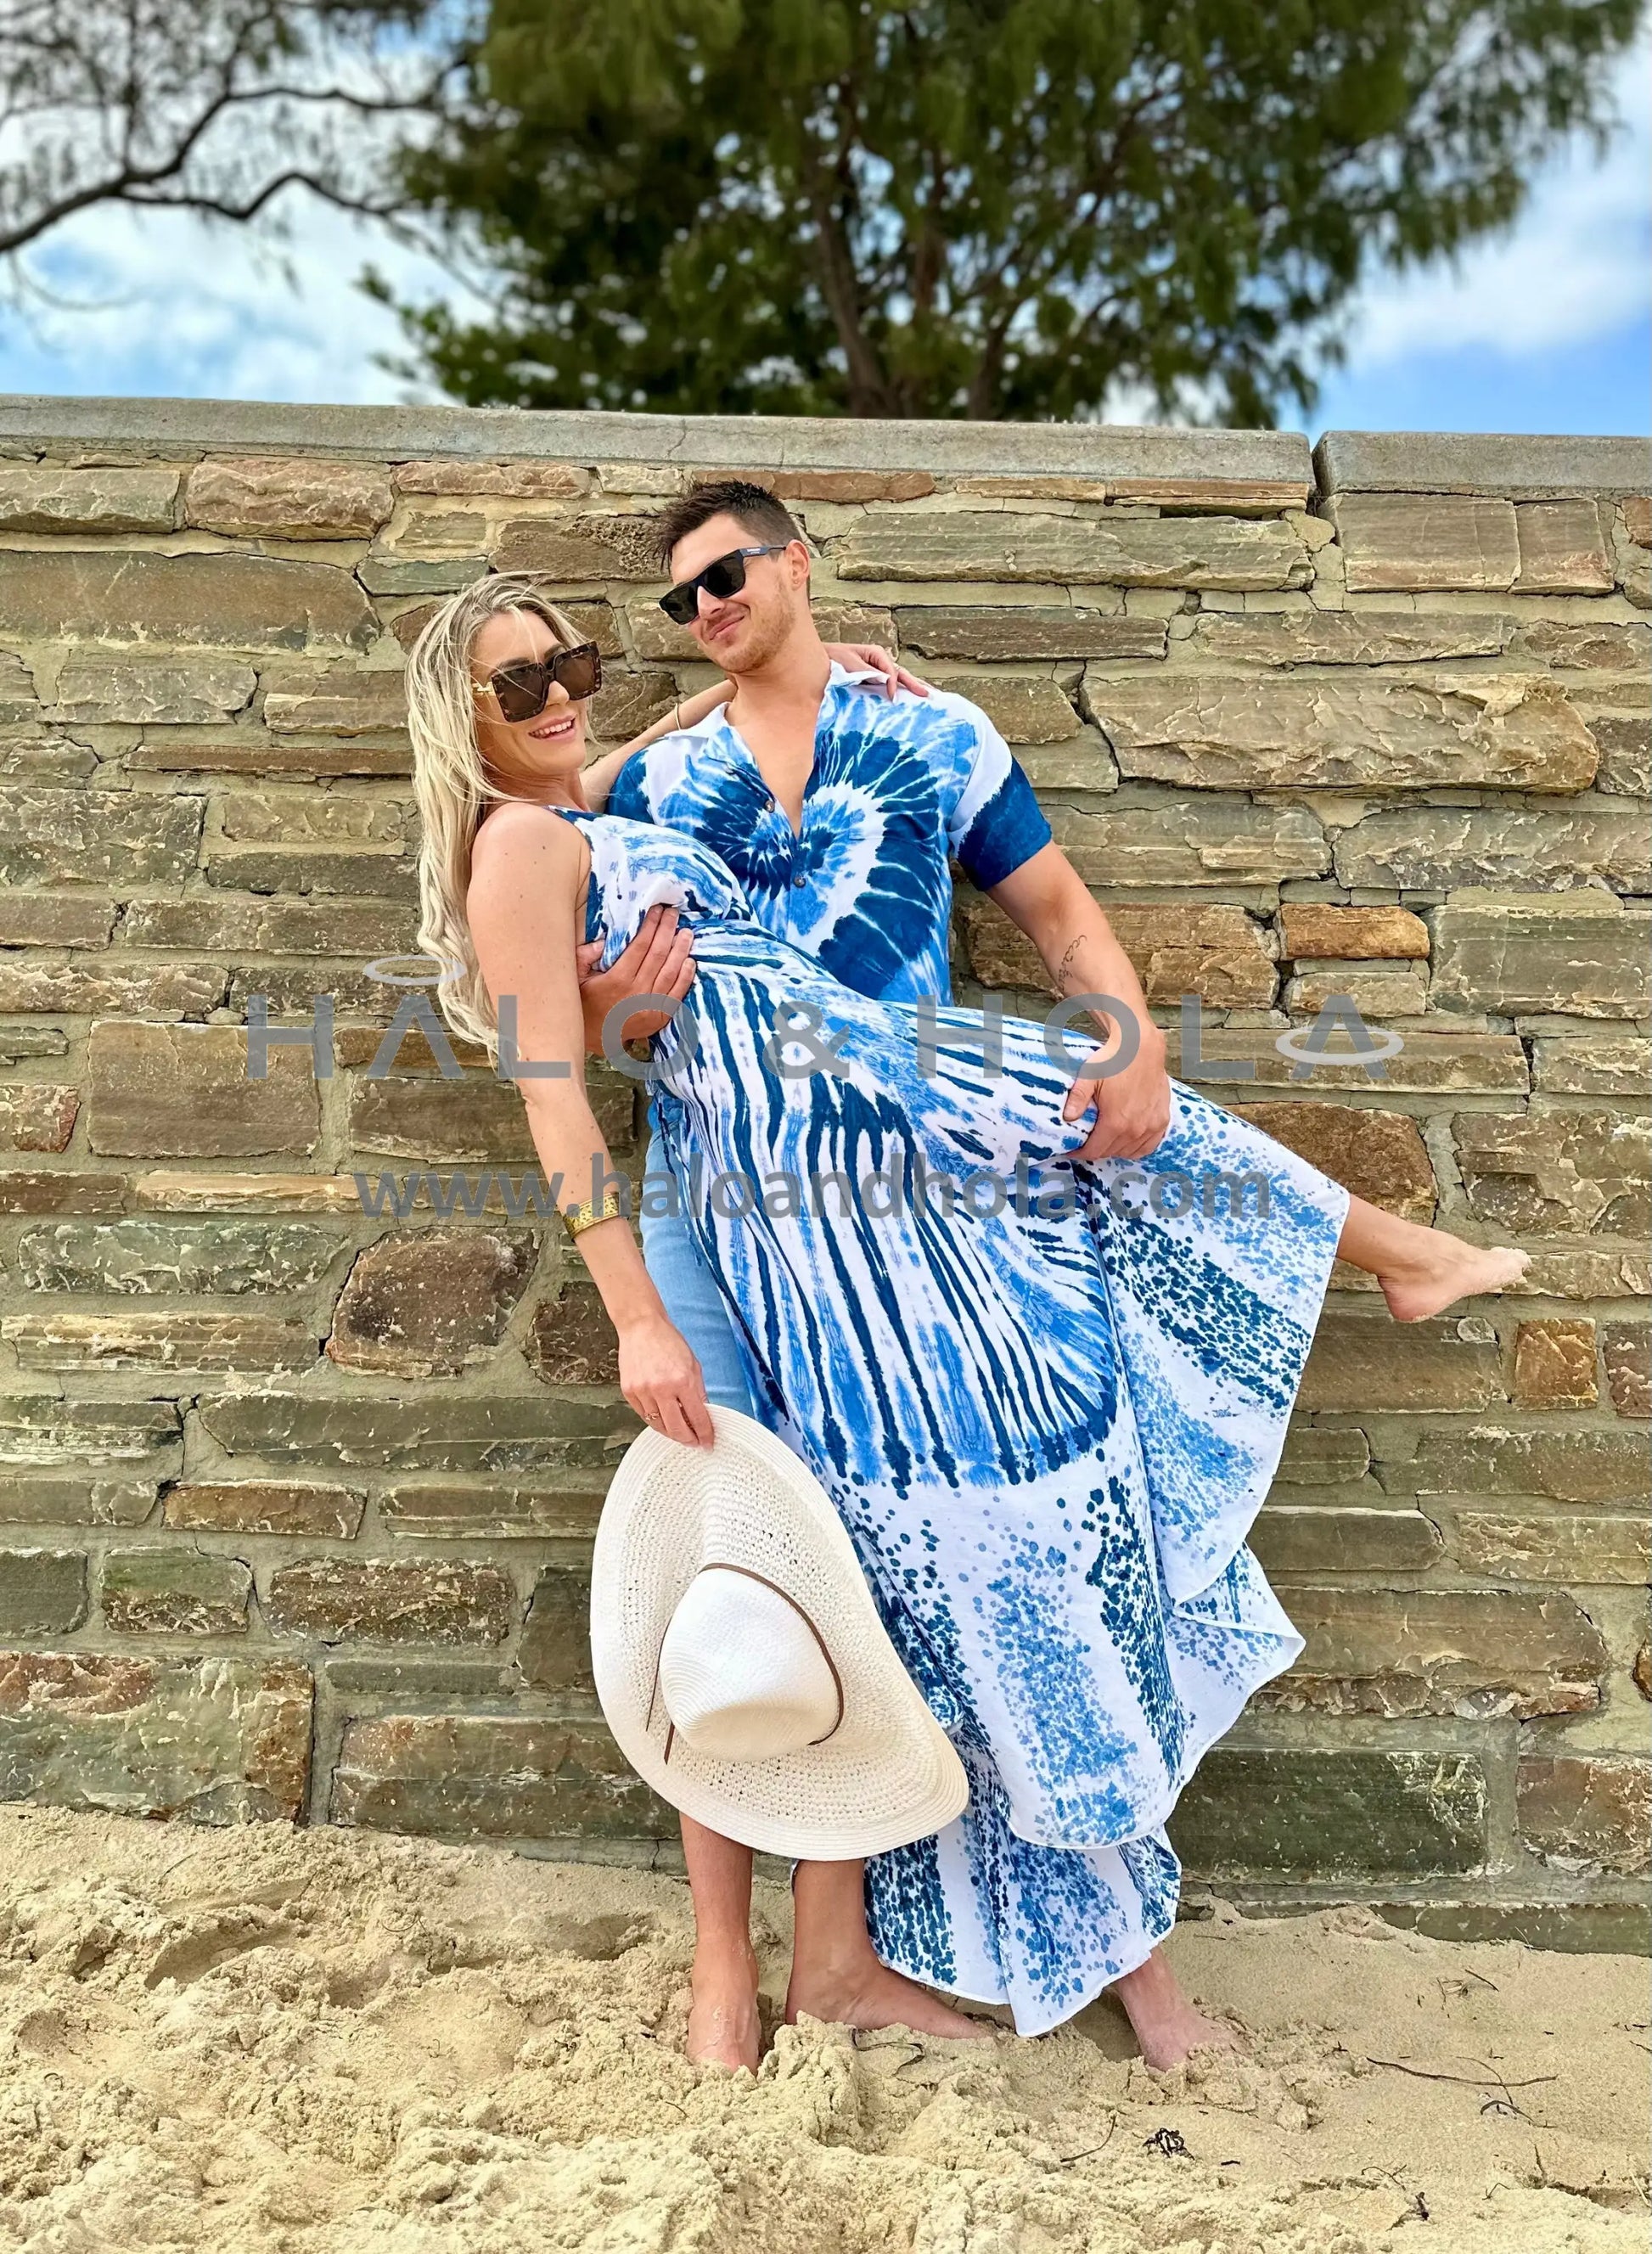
xmin=871 ymin=1901 xmax=1182 ymax=2042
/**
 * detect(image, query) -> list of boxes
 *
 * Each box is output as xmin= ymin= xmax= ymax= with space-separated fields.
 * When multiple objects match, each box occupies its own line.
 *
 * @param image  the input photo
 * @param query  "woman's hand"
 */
xmin=619 ymin=1310 xmax=716 ymax=1447
xmin=823 ymin=641 xmax=931 ymax=699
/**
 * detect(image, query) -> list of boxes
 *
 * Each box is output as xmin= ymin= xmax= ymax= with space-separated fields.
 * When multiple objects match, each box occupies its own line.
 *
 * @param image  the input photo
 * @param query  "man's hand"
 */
xmin=988 ymin=844 xmax=1173 ymax=1164
xmin=1061 ymin=1015 xmax=1173 ymax=1164
xmin=576 ymin=903 xmax=694 ymax=1057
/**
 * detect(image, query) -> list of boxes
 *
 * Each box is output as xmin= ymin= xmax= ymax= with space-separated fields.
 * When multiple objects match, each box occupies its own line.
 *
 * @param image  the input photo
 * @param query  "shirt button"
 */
xmin=791 ymin=874 xmax=806 ymax=889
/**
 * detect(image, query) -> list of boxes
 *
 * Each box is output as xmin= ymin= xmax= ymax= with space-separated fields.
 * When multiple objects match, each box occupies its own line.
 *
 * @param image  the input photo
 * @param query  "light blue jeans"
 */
xmin=638 ymin=1129 xmax=756 ymax=1415
xmin=638 ymin=1133 xmax=762 ymax=1891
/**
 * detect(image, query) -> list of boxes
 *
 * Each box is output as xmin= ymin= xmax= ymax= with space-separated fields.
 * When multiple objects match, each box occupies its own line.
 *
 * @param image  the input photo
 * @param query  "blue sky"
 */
xmin=9 ymin=35 xmax=1647 ymax=438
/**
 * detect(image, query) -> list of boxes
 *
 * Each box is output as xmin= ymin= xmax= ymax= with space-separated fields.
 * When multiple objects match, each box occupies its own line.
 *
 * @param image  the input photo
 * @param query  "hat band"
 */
xmin=646 ymin=1560 xmax=847 ymax=1767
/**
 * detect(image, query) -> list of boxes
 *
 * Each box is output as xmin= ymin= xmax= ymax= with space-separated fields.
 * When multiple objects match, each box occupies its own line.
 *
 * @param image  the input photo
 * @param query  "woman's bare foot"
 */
xmin=1376 ymin=1234 xmax=1531 ymax=1323
xmin=1112 ymin=1947 xmax=1240 ymax=2072
xmin=786 ymin=1953 xmax=996 ymax=2042
xmin=687 ymin=1943 xmax=761 ymax=2072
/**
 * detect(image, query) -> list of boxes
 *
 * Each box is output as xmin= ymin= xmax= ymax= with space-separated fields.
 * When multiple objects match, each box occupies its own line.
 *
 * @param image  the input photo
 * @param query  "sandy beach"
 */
xmin=0 ymin=1802 xmax=1644 ymax=2252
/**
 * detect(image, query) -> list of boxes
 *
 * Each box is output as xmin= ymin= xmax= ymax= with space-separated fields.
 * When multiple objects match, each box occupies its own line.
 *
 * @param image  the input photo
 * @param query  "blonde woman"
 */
xmin=407 ymin=581 xmax=920 ymax=1082
xmin=405 ymin=573 xmax=1528 ymax=2076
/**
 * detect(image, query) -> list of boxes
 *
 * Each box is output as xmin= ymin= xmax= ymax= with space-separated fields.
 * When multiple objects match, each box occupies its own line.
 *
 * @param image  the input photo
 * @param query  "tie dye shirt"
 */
xmin=607 ymin=662 xmax=1053 ymax=1008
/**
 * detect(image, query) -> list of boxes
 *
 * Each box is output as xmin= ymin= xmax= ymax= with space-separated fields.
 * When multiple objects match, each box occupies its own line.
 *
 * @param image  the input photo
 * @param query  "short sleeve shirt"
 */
xmin=608 ymin=662 xmax=1052 ymax=1006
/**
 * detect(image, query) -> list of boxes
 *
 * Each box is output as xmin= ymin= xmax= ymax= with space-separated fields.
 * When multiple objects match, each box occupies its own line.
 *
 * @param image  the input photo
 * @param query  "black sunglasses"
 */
xmin=657 ymin=543 xmax=789 ymax=627
xmin=480 ymin=642 xmax=603 ymax=722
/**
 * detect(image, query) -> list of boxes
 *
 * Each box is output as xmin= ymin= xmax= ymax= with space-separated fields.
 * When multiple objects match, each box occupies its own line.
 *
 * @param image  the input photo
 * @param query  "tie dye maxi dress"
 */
xmin=555 ymin=805 xmax=1350 ymax=2038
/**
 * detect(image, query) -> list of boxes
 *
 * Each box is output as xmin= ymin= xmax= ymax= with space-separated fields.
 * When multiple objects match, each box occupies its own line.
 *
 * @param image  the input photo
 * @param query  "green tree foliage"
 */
xmin=379 ymin=0 xmax=1644 ymax=422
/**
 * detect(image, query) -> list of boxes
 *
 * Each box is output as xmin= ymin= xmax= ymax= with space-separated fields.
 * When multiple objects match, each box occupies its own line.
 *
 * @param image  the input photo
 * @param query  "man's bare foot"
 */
xmin=786 ymin=1954 xmax=996 ymax=2042
xmin=1112 ymin=1947 xmax=1240 ymax=2072
xmin=1377 ymin=1234 xmax=1530 ymax=1323
xmin=687 ymin=1944 xmax=761 ymax=2072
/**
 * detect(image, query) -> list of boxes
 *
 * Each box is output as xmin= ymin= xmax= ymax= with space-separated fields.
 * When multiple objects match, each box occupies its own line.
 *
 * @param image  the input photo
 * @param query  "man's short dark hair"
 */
xmin=652 ymin=479 xmax=804 ymax=571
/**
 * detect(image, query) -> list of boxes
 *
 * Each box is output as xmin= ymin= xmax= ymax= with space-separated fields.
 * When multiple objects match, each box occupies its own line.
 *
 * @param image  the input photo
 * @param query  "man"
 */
xmin=568 ymin=481 xmax=1221 ymax=2078
xmin=579 ymin=479 xmax=1172 ymax=1392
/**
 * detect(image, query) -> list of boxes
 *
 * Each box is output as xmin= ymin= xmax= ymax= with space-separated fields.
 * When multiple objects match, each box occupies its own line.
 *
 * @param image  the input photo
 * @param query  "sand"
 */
xmin=0 ymin=1803 xmax=1644 ymax=2253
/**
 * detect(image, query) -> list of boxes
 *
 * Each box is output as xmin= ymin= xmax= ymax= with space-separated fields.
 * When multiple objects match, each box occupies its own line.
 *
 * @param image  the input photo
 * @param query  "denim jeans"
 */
xmin=638 ymin=1130 xmax=756 ymax=1415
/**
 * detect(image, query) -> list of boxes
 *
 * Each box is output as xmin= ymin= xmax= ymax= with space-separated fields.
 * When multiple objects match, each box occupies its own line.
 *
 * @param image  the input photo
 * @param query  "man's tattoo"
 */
xmin=1054 ymin=936 xmax=1085 ymax=992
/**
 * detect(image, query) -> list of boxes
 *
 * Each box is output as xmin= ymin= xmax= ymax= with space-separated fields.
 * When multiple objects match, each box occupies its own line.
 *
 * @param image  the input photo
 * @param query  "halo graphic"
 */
xmin=361 ymin=953 xmax=465 ymax=988
xmin=1274 ymin=1023 xmax=1404 ymax=1069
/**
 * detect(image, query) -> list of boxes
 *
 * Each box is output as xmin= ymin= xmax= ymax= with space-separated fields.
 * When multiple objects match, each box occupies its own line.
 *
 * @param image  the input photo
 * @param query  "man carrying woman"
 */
xmin=403 ymin=491 xmax=1526 ymax=2075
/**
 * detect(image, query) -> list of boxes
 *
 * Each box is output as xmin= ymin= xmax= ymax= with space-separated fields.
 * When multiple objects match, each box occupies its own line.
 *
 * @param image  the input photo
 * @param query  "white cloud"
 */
xmin=1334 ymin=32 xmax=1650 ymax=366
xmin=5 ymin=193 xmax=475 ymax=403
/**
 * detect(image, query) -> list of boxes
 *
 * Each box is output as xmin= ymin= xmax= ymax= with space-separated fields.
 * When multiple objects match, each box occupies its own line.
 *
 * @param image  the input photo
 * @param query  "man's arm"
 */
xmin=986 ymin=843 xmax=1172 ymax=1162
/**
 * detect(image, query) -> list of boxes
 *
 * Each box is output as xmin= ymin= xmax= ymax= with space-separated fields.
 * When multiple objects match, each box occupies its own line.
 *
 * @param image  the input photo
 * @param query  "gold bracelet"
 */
xmin=562 ymin=1190 xmax=628 ymax=1239
xmin=673 ymin=700 xmax=684 ymax=732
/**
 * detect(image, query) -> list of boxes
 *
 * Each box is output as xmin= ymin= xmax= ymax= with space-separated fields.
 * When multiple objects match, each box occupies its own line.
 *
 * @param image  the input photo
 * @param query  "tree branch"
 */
xmin=800 ymin=82 xmax=892 ymax=417
xmin=0 ymin=0 xmax=448 ymax=261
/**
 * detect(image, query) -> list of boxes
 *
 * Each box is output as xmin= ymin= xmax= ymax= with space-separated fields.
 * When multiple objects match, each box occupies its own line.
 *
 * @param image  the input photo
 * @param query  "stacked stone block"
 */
xmin=0 ymin=401 xmax=1645 ymax=1935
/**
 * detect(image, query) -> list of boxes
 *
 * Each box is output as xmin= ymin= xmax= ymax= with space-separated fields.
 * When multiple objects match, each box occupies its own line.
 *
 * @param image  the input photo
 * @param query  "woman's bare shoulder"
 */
xmin=466 ymin=801 xmax=588 ymax=925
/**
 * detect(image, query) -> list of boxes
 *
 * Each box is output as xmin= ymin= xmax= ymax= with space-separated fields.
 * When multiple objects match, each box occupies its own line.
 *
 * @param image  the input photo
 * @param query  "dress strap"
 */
xmin=536 ymin=804 xmax=600 ymax=943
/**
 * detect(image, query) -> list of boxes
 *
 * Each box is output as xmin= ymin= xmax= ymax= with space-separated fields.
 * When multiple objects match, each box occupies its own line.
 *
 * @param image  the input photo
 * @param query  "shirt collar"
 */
xmin=825 ymin=658 xmax=885 ymax=688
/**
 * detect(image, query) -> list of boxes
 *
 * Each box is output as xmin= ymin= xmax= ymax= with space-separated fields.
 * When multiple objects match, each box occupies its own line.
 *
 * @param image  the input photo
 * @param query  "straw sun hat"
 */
xmin=590 ymin=1406 xmax=969 ymax=1861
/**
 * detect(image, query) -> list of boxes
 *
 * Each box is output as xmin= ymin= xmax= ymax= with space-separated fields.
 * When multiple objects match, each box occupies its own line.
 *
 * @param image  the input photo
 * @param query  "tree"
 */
xmin=0 ymin=0 xmax=447 ymax=274
xmin=378 ymin=0 xmax=1644 ymax=423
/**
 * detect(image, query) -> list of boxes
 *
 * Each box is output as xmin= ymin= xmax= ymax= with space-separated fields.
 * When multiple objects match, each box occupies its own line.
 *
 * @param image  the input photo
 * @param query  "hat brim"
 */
xmin=590 ymin=1406 xmax=969 ymax=1861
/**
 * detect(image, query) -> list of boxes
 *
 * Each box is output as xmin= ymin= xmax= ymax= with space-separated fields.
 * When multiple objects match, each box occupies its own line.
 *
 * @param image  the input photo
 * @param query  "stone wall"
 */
xmin=0 ymin=398 xmax=1646 ymax=1942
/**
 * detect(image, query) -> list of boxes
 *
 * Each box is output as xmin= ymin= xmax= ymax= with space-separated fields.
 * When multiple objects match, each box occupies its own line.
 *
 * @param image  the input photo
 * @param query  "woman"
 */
xmin=407 ymin=577 xmax=1528 ymax=2073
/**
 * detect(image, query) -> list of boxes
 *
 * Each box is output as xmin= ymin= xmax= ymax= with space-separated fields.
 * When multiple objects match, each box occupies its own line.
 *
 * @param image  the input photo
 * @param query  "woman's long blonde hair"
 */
xmin=404 ymin=574 xmax=592 ymax=1058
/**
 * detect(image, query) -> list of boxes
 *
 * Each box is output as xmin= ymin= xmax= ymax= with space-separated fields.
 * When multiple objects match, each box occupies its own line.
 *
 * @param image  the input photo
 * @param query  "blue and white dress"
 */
xmin=557 ymin=805 xmax=1349 ymax=2039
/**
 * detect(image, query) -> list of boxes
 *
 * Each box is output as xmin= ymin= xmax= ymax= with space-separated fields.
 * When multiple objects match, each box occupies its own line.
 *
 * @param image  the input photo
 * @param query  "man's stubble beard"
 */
xmin=713 ymin=597 xmax=805 ymax=680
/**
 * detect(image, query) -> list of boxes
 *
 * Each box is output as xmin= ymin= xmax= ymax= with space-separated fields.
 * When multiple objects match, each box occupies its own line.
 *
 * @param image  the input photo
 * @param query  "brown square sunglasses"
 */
xmin=478 ymin=641 xmax=603 ymax=722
